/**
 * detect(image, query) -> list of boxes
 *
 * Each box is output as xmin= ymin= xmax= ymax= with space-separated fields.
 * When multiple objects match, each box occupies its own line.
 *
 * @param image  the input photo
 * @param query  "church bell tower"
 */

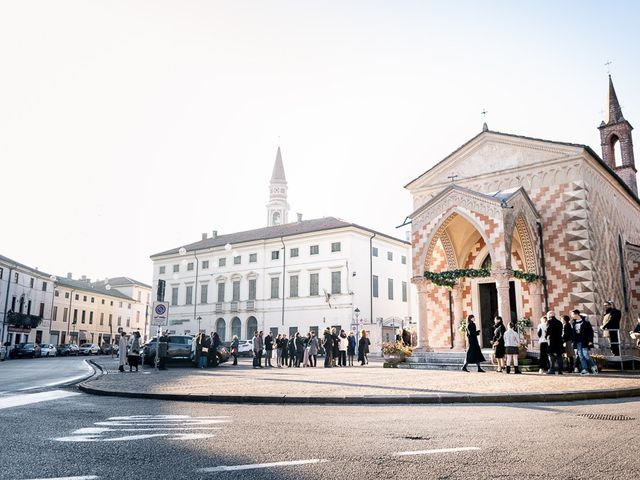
xmin=266 ymin=146 xmax=290 ymax=226
xmin=599 ymin=75 xmax=637 ymax=195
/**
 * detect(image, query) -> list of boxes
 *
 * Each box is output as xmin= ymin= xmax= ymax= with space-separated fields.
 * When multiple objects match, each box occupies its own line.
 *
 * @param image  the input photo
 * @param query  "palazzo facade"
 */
xmin=406 ymin=76 xmax=640 ymax=351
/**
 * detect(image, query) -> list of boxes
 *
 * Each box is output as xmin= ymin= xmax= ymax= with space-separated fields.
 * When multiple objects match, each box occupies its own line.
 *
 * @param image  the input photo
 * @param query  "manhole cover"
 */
xmin=577 ymin=413 xmax=635 ymax=421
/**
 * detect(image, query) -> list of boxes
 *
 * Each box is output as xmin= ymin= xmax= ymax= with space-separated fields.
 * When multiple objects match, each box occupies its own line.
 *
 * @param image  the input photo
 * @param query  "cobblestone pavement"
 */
xmin=88 ymin=356 xmax=640 ymax=399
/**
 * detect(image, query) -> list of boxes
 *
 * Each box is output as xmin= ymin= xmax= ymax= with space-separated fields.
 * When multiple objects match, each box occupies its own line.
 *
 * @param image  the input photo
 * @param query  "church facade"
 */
xmin=406 ymin=76 xmax=640 ymax=351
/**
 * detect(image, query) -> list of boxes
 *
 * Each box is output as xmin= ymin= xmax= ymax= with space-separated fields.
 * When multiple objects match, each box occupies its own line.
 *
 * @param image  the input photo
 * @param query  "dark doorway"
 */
xmin=479 ymin=281 xmax=518 ymax=347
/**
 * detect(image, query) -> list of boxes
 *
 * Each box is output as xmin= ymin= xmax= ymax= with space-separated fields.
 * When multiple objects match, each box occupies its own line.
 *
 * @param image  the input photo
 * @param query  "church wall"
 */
xmin=426 ymin=239 xmax=452 ymax=348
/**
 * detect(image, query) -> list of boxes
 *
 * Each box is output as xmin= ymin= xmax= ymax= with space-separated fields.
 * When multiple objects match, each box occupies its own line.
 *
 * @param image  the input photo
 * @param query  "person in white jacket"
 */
xmin=503 ymin=322 xmax=521 ymax=374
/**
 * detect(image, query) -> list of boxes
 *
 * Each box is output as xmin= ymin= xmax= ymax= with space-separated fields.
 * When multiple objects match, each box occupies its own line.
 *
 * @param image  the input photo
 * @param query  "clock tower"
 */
xmin=267 ymin=146 xmax=290 ymax=226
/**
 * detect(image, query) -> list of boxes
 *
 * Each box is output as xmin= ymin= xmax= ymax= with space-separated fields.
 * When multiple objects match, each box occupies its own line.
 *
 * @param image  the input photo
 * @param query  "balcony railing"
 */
xmin=245 ymin=300 xmax=255 ymax=311
xmin=230 ymin=301 xmax=238 ymax=312
xmin=215 ymin=303 xmax=223 ymax=314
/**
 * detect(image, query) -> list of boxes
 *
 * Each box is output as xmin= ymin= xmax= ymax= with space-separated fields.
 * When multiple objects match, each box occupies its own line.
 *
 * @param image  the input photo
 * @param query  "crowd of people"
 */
xmin=249 ymin=327 xmax=372 ymax=368
xmin=464 ymin=300 xmax=634 ymax=375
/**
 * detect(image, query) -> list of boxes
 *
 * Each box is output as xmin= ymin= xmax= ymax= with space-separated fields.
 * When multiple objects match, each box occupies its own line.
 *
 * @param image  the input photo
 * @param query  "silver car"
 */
xmin=39 ymin=344 xmax=57 ymax=357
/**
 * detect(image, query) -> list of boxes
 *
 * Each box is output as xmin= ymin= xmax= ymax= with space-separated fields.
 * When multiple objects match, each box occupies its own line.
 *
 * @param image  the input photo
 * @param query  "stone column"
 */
xmin=493 ymin=269 xmax=513 ymax=322
xmin=530 ymin=281 xmax=543 ymax=324
xmin=413 ymin=279 xmax=432 ymax=352
xmin=452 ymin=284 xmax=466 ymax=351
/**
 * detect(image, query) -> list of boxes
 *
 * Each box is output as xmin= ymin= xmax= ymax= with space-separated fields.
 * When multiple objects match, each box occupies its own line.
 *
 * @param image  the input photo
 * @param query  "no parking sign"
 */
xmin=152 ymin=301 xmax=169 ymax=326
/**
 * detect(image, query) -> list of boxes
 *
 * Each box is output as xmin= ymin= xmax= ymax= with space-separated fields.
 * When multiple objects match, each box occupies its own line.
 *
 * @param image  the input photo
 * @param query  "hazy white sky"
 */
xmin=1 ymin=1 xmax=638 ymax=284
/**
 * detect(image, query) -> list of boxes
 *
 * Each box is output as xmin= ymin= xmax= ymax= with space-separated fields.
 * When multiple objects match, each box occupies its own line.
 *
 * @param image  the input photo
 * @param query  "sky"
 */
xmin=1 ymin=0 xmax=639 ymax=284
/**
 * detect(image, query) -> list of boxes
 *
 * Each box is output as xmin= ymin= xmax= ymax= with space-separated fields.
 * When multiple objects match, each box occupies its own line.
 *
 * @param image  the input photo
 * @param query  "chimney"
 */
xmin=201 ymin=233 xmax=208 ymax=240
xmin=67 ymin=272 xmax=72 ymax=279
xmin=296 ymin=213 xmax=303 ymax=222
xmin=212 ymin=230 xmax=218 ymax=239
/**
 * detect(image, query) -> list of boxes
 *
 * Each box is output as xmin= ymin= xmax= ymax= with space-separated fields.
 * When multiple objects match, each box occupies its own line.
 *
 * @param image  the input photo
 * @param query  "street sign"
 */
xmin=151 ymin=301 xmax=169 ymax=326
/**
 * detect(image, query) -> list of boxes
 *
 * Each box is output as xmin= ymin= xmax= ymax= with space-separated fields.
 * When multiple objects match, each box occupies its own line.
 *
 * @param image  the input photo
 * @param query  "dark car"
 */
xmin=11 ymin=343 xmax=42 ymax=359
xmin=57 ymin=344 xmax=80 ymax=356
xmin=100 ymin=344 xmax=118 ymax=355
xmin=142 ymin=335 xmax=194 ymax=365
xmin=191 ymin=336 xmax=230 ymax=366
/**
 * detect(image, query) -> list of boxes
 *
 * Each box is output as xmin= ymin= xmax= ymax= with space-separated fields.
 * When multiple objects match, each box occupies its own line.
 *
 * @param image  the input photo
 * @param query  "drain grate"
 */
xmin=403 ymin=435 xmax=429 ymax=440
xmin=577 ymin=413 xmax=635 ymax=421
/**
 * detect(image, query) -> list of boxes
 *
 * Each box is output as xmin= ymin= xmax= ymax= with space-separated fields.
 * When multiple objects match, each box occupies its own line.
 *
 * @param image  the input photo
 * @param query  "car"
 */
xmin=100 ymin=343 xmax=119 ymax=355
xmin=237 ymin=339 xmax=254 ymax=356
xmin=78 ymin=343 xmax=100 ymax=355
xmin=57 ymin=344 xmax=80 ymax=356
xmin=39 ymin=344 xmax=57 ymax=357
xmin=142 ymin=335 xmax=194 ymax=365
xmin=191 ymin=336 xmax=230 ymax=366
xmin=10 ymin=343 xmax=42 ymax=359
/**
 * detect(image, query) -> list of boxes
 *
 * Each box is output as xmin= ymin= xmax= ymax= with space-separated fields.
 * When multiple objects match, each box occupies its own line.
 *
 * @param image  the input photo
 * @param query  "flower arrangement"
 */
xmin=458 ymin=320 xmax=467 ymax=333
xmin=381 ymin=341 xmax=413 ymax=357
xmin=423 ymin=269 xmax=544 ymax=288
xmin=591 ymin=354 xmax=607 ymax=370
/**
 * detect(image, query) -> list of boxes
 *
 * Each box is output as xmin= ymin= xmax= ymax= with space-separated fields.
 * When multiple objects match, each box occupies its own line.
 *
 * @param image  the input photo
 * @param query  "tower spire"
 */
xmin=606 ymin=75 xmax=625 ymax=125
xmin=266 ymin=146 xmax=290 ymax=226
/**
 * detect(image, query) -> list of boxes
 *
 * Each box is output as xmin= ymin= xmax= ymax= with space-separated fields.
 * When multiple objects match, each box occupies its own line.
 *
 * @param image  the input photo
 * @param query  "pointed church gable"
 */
xmin=406 ymin=132 xmax=584 ymax=192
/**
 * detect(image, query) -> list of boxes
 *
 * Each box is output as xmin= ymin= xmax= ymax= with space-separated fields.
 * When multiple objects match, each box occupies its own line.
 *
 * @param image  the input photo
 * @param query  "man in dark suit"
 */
xmin=602 ymin=300 xmax=622 ymax=356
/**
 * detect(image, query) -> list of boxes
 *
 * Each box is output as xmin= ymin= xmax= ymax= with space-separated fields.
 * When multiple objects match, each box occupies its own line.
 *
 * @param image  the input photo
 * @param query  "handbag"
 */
xmin=202 ymin=347 xmax=209 ymax=353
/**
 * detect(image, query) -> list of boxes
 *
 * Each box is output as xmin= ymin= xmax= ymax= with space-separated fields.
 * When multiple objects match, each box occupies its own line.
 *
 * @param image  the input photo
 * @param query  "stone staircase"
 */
xmin=397 ymin=350 xmax=538 ymax=372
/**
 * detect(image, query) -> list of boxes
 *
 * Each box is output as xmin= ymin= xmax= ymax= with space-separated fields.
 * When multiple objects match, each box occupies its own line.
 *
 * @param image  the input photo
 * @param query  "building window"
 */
xmin=219 ymin=258 xmax=226 ymax=267
xmin=232 ymin=281 xmax=240 ymax=301
xmin=136 ymin=311 xmax=140 ymax=324
xmin=290 ymin=275 xmax=299 ymax=297
xmin=110 ymin=301 xmax=113 ymax=306
xmin=185 ymin=285 xmax=193 ymax=305
xmin=39 ymin=303 xmax=45 ymax=318
xmin=126 ymin=317 xmax=130 ymax=327
xmin=372 ymin=247 xmax=378 ymax=257
xmin=65 ymin=292 xmax=69 ymax=299
xmin=89 ymin=311 xmax=94 ymax=324
xmin=0 ymin=267 xmax=3 ymax=279
xmin=402 ymin=281 xmax=407 ymax=302
xmin=108 ymin=314 xmax=112 ymax=326
xmin=401 ymin=255 xmax=407 ymax=265
xmin=290 ymin=248 xmax=299 ymax=258
xmin=27 ymin=300 xmax=32 ymax=315
xmin=248 ymin=279 xmax=257 ymax=300
xmin=271 ymin=250 xmax=280 ymax=260
xmin=14 ymin=272 xmax=19 ymax=283
xmin=159 ymin=266 xmax=166 ymax=274
xmin=73 ymin=309 xmax=78 ymax=323
xmin=289 ymin=326 xmax=298 ymax=337
xmin=63 ymin=307 xmax=68 ymax=322
xmin=100 ymin=312 xmax=104 ymax=326
xmin=42 ymin=281 xmax=47 ymax=292
xmin=187 ymin=262 xmax=194 ymax=271
xmin=173 ymin=264 xmax=179 ymax=273
xmin=233 ymin=256 xmax=241 ymax=265
xmin=83 ymin=296 xmax=87 ymax=302
xmin=310 ymin=245 xmax=319 ymax=255
xmin=331 ymin=242 xmax=341 ymax=252
xmin=309 ymin=273 xmax=319 ymax=296
xmin=53 ymin=306 xmax=58 ymax=322
xmin=387 ymin=251 xmax=393 ymax=261
xmin=55 ymin=290 xmax=59 ymax=297
xmin=217 ymin=283 xmax=225 ymax=302
xmin=81 ymin=310 xmax=86 ymax=324
xmin=91 ymin=297 xmax=94 ymax=303
xmin=171 ymin=287 xmax=179 ymax=306
xmin=101 ymin=299 xmax=105 ymax=305
xmin=270 ymin=277 xmax=280 ymax=299
xmin=372 ymin=275 xmax=379 ymax=298
xmin=202 ymin=260 xmax=209 ymax=270
xmin=30 ymin=278 xmax=35 ymax=288
xmin=75 ymin=294 xmax=79 ymax=301
xmin=331 ymin=271 xmax=341 ymax=295
xmin=127 ymin=303 xmax=131 ymax=309
xmin=201 ymin=284 xmax=208 ymax=304
xmin=249 ymin=253 xmax=257 ymax=263
xmin=388 ymin=278 xmax=394 ymax=300
xmin=117 ymin=316 xmax=122 ymax=326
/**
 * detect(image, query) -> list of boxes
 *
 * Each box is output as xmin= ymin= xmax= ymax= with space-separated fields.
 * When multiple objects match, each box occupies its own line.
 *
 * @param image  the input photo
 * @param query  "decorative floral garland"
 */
xmin=423 ymin=268 xmax=544 ymax=288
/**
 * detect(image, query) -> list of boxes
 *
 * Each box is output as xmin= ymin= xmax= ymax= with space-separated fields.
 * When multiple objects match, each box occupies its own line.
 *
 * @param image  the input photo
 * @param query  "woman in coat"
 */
xmin=295 ymin=332 xmax=305 ymax=367
xmin=288 ymin=335 xmax=297 ymax=367
xmin=209 ymin=332 xmax=220 ymax=367
xmin=338 ymin=330 xmax=348 ymax=367
xmin=462 ymin=315 xmax=486 ymax=372
xmin=492 ymin=316 xmax=506 ymax=372
xmin=308 ymin=332 xmax=319 ymax=367
xmin=331 ymin=328 xmax=340 ymax=367
xmin=323 ymin=328 xmax=333 ymax=368
xmin=357 ymin=330 xmax=369 ymax=366
xmin=230 ymin=335 xmax=239 ymax=366
xmin=118 ymin=331 xmax=128 ymax=373
xmin=347 ymin=331 xmax=356 ymax=366
xmin=127 ymin=331 xmax=141 ymax=372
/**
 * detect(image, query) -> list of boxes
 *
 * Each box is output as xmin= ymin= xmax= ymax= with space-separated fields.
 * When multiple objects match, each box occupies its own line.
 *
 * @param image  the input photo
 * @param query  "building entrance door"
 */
xmin=479 ymin=281 xmax=518 ymax=347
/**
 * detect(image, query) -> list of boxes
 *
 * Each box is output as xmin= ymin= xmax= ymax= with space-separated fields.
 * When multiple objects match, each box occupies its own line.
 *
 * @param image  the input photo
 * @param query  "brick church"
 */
xmin=406 ymin=76 xmax=640 ymax=351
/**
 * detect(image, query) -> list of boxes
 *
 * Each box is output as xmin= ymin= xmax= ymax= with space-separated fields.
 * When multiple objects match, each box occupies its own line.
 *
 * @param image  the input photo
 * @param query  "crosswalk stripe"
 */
xmin=24 ymin=476 xmax=99 ymax=480
xmin=394 ymin=447 xmax=481 ymax=456
xmin=198 ymin=459 xmax=326 ymax=473
xmin=0 ymin=390 xmax=80 ymax=410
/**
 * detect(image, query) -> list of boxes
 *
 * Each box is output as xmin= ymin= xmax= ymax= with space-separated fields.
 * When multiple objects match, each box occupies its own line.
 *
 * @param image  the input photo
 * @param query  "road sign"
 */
xmin=151 ymin=301 xmax=169 ymax=326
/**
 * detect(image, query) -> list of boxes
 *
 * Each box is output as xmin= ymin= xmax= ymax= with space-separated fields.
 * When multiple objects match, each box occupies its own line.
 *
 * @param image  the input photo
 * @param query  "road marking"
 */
xmin=17 ymin=361 xmax=94 ymax=391
xmin=24 ymin=476 xmax=99 ymax=480
xmin=198 ymin=459 xmax=327 ymax=473
xmin=0 ymin=390 xmax=80 ymax=410
xmin=395 ymin=447 xmax=481 ymax=456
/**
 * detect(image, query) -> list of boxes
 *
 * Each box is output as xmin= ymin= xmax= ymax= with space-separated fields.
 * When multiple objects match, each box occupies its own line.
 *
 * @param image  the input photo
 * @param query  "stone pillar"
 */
xmin=413 ymin=280 xmax=432 ymax=352
xmin=493 ymin=269 xmax=513 ymax=322
xmin=452 ymin=284 xmax=466 ymax=351
xmin=530 ymin=281 xmax=543 ymax=324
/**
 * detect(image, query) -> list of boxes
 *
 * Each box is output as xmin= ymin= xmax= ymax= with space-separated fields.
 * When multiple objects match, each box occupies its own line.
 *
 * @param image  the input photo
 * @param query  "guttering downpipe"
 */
xmin=281 ymin=237 xmax=286 ymax=327
xmin=536 ymin=221 xmax=549 ymax=312
xmin=369 ymin=232 xmax=376 ymax=325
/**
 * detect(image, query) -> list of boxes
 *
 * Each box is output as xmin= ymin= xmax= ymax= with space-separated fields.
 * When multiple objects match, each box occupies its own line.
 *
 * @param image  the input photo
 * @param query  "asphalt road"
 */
xmin=1 ymin=360 xmax=639 ymax=480
xmin=0 ymin=356 xmax=95 ymax=393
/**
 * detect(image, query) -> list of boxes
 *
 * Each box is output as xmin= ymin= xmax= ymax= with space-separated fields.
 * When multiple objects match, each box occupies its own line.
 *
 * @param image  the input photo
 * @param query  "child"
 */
xmin=503 ymin=322 xmax=521 ymax=374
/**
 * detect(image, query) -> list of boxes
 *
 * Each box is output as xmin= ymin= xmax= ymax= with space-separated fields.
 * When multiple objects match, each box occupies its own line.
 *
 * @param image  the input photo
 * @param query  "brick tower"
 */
xmin=599 ymin=75 xmax=637 ymax=195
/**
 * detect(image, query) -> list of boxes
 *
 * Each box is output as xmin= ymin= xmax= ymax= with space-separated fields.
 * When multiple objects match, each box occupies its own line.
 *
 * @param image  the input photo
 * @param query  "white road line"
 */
xmin=0 ymin=390 xmax=80 ymax=410
xmin=24 ymin=476 xmax=99 ymax=480
xmin=395 ymin=447 xmax=481 ymax=456
xmin=17 ymin=362 xmax=94 ymax=391
xmin=198 ymin=459 xmax=327 ymax=473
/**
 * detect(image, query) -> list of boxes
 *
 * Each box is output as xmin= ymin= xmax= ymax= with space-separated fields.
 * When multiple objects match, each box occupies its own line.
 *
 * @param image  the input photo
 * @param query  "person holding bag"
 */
xmin=462 ymin=315 xmax=485 ymax=372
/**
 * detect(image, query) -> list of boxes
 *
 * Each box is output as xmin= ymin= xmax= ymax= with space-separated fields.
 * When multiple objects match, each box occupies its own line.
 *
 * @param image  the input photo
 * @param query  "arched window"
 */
xmin=272 ymin=211 xmax=281 ymax=226
xmin=481 ymin=254 xmax=492 ymax=270
xmin=231 ymin=317 xmax=241 ymax=339
xmin=610 ymin=135 xmax=623 ymax=167
xmin=215 ymin=318 xmax=226 ymax=342
xmin=246 ymin=316 xmax=258 ymax=339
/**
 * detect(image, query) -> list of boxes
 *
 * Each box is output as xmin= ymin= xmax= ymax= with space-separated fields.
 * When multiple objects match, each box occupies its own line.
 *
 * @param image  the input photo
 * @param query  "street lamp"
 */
xmin=197 ymin=316 xmax=202 ymax=333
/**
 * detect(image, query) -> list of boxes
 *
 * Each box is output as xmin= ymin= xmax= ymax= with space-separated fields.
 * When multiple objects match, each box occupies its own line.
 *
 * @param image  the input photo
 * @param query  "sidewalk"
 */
xmin=80 ymin=357 xmax=640 ymax=404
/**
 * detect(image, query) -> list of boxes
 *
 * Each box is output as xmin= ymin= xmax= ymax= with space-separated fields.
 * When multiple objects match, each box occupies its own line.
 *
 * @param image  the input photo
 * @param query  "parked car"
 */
xmin=237 ymin=339 xmax=254 ymax=356
xmin=10 ymin=343 xmax=41 ymax=359
xmin=57 ymin=344 xmax=80 ymax=356
xmin=100 ymin=344 xmax=118 ymax=355
xmin=142 ymin=335 xmax=194 ymax=365
xmin=39 ymin=344 xmax=58 ymax=357
xmin=191 ymin=336 xmax=230 ymax=366
xmin=78 ymin=343 xmax=100 ymax=355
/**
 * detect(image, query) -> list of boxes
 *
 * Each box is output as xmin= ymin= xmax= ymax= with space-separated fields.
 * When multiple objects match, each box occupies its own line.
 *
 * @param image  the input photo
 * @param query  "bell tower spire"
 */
xmin=598 ymin=75 xmax=637 ymax=195
xmin=266 ymin=146 xmax=290 ymax=226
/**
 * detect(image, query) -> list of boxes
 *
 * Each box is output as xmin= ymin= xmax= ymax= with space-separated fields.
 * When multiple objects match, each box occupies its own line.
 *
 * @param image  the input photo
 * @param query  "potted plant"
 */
xmin=382 ymin=342 xmax=413 ymax=364
xmin=516 ymin=317 xmax=532 ymax=359
xmin=591 ymin=354 xmax=607 ymax=371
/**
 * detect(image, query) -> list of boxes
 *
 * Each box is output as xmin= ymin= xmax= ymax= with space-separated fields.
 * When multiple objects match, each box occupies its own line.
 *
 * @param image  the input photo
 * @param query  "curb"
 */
xmin=77 ymin=381 xmax=640 ymax=405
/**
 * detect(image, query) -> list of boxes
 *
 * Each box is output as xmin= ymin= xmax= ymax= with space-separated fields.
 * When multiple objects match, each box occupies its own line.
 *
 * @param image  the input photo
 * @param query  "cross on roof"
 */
xmin=605 ymin=60 xmax=612 ymax=74
xmin=481 ymin=109 xmax=488 ymax=119
xmin=447 ymin=174 xmax=458 ymax=183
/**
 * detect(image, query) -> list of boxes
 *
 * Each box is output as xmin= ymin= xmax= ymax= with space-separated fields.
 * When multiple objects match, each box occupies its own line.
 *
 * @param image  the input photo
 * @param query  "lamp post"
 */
xmin=197 ymin=315 xmax=202 ymax=333
xmin=179 ymin=246 xmax=200 ymax=335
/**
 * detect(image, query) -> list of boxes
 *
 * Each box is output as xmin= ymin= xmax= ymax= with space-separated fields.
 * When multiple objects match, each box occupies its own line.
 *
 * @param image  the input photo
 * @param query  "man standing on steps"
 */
xmin=602 ymin=301 xmax=621 ymax=356
xmin=252 ymin=330 xmax=264 ymax=368
xmin=264 ymin=331 xmax=273 ymax=367
xmin=545 ymin=311 xmax=564 ymax=375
